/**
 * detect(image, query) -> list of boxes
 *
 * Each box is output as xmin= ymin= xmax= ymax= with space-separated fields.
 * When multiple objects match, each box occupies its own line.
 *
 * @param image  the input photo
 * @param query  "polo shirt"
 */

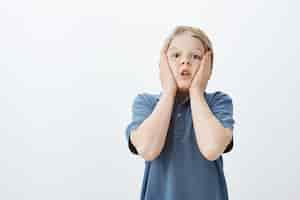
xmin=125 ymin=90 xmax=235 ymax=200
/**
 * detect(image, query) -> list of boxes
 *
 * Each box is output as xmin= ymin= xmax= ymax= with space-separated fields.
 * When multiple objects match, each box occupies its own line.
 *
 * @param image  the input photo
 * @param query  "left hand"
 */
xmin=189 ymin=50 xmax=212 ymax=94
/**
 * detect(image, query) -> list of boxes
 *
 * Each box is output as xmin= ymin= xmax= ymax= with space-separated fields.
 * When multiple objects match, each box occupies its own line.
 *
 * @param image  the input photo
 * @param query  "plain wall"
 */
xmin=0 ymin=0 xmax=299 ymax=199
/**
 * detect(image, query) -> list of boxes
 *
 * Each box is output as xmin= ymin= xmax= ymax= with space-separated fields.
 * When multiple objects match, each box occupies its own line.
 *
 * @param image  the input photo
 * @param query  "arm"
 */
xmin=130 ymin=92 xmax=175 ymax=161
xmin=190 ymin=89 xmax=233 ymax=161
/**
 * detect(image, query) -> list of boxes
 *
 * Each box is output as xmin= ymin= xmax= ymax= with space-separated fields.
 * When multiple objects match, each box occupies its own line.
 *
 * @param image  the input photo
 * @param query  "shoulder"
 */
xmin=132 ymin=91 xmax=160 ymax=108
xmin=207 ymin=90 xmax=234 ymax=111
xmin=210 ymin=90 xmax=233 ymax=104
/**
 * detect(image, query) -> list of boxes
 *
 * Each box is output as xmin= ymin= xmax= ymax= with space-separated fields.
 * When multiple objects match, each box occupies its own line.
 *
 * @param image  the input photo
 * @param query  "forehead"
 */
xmin=169 ymin=31 xmax=205 ymax=53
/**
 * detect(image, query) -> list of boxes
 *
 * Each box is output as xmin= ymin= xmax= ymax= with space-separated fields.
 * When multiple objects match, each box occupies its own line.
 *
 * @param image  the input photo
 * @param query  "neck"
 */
xmin=175 ymin=90 xmax=189 ymax=101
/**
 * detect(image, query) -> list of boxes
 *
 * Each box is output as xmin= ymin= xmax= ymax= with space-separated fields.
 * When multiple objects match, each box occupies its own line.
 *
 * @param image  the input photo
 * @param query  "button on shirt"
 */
xmin=125 ymin=90 xmax=235 ymax=200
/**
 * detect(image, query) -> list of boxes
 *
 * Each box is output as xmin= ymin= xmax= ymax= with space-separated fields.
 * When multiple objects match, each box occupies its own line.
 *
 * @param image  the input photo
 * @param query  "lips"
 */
xmin=180 ymin=69 xmax=191 ymax=76
xmin=179 ymin=70 xmax=191 ymax=80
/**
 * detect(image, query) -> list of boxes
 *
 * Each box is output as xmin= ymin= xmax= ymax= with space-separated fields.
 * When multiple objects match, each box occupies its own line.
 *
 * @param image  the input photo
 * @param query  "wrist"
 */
xmin=163 ymin=91 xmax=176 ymax=98
xmin=189 ymin=87 xmax=204 ymax=96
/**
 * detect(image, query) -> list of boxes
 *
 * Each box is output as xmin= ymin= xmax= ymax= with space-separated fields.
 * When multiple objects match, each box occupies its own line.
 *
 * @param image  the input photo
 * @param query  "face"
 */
xmin=166 ymin=31 xmax=210 ymax=92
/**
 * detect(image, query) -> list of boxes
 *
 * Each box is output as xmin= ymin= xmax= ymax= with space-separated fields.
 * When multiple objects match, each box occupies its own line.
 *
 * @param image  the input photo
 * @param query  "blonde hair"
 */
xmin=164 ymin=25 xmax=214 ymax=71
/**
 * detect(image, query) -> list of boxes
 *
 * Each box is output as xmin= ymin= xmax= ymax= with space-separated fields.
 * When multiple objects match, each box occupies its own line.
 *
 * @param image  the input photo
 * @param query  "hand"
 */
xmin=159 ymin=38 xmax=178 ymax=97
xmin=189 ymin=50 xmax=212 ymax=94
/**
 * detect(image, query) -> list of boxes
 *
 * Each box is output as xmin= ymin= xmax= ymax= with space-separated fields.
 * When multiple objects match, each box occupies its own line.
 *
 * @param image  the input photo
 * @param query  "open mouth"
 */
xmin=180 ymin=71 xmax=191 ymax=78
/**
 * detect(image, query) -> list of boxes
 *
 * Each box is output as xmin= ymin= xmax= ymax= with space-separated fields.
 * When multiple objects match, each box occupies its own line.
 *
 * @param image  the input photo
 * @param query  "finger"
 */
xmin=192 ymin=62 xmax=201 ymax=81
xmin=201 ymin=50 xmax=211 ymax=66
xmin=190 ymin=68 xmax=198 ymax=85
xmin=204 ymin=50 xmax=211 ymax=60
xmin=158 ymin=55 xmax=166 ymax=70
xmin=203 ymin=52 xmax=212 ymax=74
xmin=207 ymin=51 xmax=212 ymax=64
xmin=159 ymin=37 xmax=172 ymax=70
xmin=160 ymin=37 xmax=171 ymax=55
xmin=159 ymin=48 xmax=168 ymax=69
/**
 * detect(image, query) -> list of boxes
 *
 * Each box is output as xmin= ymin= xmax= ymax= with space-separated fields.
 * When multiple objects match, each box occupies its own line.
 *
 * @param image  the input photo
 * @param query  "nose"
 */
xmin=181 ymin=58 xmax=191 ymax=66
xmin=180 ymin=53 xmax=192 ymax=66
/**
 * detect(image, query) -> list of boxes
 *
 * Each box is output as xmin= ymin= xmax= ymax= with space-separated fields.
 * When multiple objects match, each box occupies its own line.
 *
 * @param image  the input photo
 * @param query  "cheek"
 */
xmin=169 ymin=63 xmax=179 ymax=74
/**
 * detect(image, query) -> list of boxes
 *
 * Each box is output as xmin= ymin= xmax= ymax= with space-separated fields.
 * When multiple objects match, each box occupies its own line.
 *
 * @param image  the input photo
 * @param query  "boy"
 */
xmin=125 ymin=25 xmax=235 ymax=200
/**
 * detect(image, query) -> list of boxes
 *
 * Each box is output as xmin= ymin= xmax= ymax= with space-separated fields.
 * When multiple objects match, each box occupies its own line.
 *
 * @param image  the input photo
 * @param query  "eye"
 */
xmin=192 ymin=54 xmax=201 ymax=60
xmin=171 ymin=53 xmax=180 ymax=58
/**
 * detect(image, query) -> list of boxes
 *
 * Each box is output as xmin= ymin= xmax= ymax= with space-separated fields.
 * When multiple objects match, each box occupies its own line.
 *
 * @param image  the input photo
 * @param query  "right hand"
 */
xmin=159 ymin=38 xmax=178 ymax=97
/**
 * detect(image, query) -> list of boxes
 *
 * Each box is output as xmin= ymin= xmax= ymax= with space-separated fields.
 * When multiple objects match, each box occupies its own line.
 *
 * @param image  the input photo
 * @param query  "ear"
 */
xmin=208 ymin=67 xmax=212 ymax=80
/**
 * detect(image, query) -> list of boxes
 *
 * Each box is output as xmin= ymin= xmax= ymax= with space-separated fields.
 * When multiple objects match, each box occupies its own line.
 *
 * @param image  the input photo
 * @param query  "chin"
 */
xmin=177 ymin=84 xmax=191 ymax=92
xmin=177 ymin=79 xmax=191 ymax=88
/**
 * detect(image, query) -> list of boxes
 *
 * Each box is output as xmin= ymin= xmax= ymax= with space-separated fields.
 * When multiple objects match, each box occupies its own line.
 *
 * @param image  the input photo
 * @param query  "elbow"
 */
xmin=143 ymin=154 xmax=158 ymax=161
xmin=141 ymin=149 xmax=160 ymax=161
xmin=131 ymin=130 xmax=161 ymax=161
xmin=201 ymin=146 xmax=220 ymax=161
xmin=141 ymin=153 xmax=158 ymax=161
xmin=202 ymin=135 xmax=232 ymax=161
xmin=138 ymin=146 xmax=160 ymax=161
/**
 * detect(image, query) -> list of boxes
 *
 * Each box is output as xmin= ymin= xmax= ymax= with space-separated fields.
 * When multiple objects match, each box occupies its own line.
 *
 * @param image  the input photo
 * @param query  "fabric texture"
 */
xmin=125 ymin=90 xmax=235 ymax=200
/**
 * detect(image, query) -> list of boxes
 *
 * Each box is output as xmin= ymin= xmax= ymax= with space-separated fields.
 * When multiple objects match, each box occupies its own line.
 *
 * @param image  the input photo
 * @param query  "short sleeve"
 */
xmin=210 ymin=91 xmax=235 ymax=153
xmin=125 ymin=93 xmax=154 ymax=155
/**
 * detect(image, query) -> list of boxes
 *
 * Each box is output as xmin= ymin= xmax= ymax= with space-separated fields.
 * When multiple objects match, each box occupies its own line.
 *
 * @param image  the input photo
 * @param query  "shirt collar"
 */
xmin=156 ymin=91 xmax=207 ymax=105
xmin=175 ymin=92 xmax=190 ymax=105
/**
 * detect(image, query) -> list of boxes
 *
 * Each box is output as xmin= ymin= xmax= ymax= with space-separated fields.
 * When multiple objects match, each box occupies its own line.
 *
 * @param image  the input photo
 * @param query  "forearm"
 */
xmin=189 ymin=89 xmax=232 ymax=160
xmin=131 ymin=92 xmax=175 ymax=160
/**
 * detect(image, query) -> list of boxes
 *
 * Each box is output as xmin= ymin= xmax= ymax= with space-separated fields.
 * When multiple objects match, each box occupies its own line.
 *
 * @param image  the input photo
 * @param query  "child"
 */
xmin=125 ymin=25 xmax=235 ymax=200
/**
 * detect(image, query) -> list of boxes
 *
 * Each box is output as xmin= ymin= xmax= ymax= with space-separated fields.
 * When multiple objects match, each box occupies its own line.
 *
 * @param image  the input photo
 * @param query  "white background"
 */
xmin=1 ymin=0 xmax=299 ymax=199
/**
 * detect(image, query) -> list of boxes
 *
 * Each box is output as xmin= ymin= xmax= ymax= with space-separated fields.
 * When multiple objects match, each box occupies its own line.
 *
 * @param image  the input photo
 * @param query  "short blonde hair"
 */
xmin=164 ymin=25 xmax=214 ymax=71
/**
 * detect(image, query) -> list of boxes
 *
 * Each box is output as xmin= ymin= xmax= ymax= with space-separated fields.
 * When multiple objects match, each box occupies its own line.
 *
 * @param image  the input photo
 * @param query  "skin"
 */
xmin=166 ymin=31 xmax=211 ymax=94
xmin=130 ymin=31 xmax=233 ymax=161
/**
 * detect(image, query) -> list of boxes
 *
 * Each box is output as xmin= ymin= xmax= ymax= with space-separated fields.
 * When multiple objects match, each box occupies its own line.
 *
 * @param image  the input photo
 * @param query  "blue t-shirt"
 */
xmin=125 ymin=90 xmax=235 ymax=200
